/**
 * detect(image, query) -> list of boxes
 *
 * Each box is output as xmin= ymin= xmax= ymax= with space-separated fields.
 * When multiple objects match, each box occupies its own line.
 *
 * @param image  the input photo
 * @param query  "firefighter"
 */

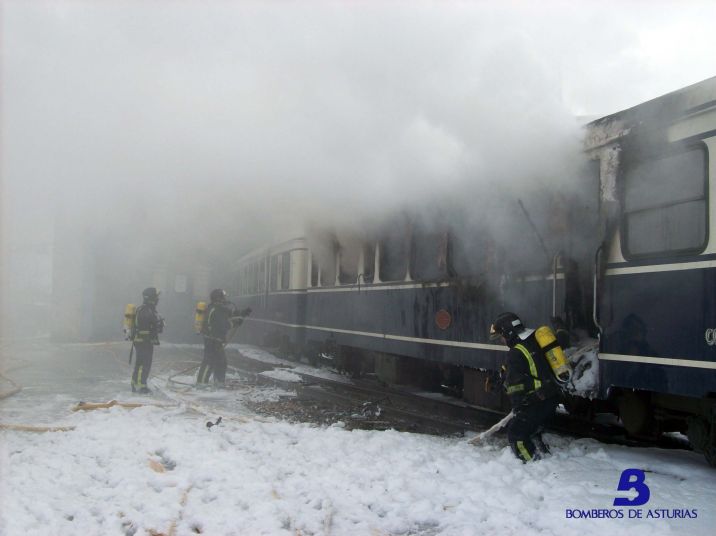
xmin=131 ymin=287 xmax=164 ymax=394
xmin=489 ymin=312 xmax=561 ymax=462
xmin=196 ymin=289 xmax=249 ymax=388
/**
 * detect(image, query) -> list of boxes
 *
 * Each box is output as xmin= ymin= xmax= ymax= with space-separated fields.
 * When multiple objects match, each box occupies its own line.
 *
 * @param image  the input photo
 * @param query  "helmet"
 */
xmin=210 ymin=288 xmax=227 ymax=303
xmin=142 ymin=287 xmax=160 ymax=304
xmin=489 ymin=312 xmax=525 ymax=345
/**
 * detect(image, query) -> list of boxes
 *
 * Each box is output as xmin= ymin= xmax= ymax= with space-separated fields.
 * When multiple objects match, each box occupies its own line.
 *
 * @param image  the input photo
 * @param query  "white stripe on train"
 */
xmin=240 ymin=317 xmax=716 ymax=369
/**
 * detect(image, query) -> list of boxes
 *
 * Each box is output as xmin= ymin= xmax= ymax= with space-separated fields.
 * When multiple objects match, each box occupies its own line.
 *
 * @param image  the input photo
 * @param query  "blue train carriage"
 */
xmin=588 ymin=76 xmax=716 ymax=464
xmin=232 ymin=237 xmax=309 ymax=354
xmin=231 ymin=152 xmax=604 ymax=413
xmin=234 ymin=211 xmax=587 ymax=415
xmin=232 ymin=77 xmax=716 ymax=465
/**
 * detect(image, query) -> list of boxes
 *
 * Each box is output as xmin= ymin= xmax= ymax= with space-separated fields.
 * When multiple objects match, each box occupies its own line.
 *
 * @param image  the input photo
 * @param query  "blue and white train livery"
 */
xmin=233 ymin=77 xmax=716 ymax=466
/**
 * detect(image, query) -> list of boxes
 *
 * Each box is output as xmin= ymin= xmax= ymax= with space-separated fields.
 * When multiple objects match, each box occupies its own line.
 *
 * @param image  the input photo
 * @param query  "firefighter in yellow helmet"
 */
xmin=490 ymin=312 xmax=560 ymax=462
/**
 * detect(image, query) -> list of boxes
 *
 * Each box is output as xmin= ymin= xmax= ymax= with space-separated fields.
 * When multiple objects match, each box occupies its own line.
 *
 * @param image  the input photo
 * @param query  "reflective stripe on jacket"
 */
xmin=503 ymin=334 xmax=558 ymax=406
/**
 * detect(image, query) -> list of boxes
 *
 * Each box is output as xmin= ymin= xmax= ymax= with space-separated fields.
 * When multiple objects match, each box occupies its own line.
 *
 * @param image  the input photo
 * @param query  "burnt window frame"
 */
xmin=281 ymin=251 xmax=290 ymax=290
xmin=258 ymin=258 xmax=266 ymax=293
xmin=409 ymin=228 xmax=449 ymax=282
xmin=310 ymin=252 xmax=319 ymax=287
xmin=361 ymin=243 xmax=376 ymax=284
xmin=621 ymin=142 xmax=709 ymax=260
xmin=318 ymin=242 xmax=338 ymax=287
xmin=338 ymin=246 xmax=361 ymax=285
xmin=269 ymin=255 xmax=279 ymax=291
xmin=245 ymin=263 xmax=255 ymax=294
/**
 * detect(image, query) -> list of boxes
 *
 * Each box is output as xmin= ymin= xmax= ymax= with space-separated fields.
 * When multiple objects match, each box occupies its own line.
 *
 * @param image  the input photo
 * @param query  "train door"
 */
xmin=599 ymin=140 xmax=712 ymax=399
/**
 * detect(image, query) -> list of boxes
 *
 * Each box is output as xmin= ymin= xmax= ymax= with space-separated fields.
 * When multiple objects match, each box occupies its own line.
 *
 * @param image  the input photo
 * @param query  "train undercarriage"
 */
xmin=268 ymin=334 xmax=716 ymax=466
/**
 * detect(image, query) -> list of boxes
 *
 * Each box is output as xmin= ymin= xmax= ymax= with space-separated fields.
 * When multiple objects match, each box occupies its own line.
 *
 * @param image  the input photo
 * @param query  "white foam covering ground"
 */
xmin=1 ymin=342 xmax=714 ymax=535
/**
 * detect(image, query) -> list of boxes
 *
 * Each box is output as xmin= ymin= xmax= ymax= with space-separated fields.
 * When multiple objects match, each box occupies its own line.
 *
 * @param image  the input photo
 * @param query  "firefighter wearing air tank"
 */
xmin=196 ymin=289 xmax=250 ymax=388
xmin=490 ymin=312 xmax=568 ymax=462
xmin=128 ymin=287 xmax=164 ymax=394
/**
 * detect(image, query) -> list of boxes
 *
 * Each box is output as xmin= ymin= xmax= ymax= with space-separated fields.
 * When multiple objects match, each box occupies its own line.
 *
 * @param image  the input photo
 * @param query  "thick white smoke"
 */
xmin=1 ymin=1 xmax=715 ymax=337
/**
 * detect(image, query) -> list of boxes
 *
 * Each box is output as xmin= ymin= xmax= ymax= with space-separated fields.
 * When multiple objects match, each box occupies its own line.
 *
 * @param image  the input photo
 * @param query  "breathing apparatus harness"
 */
xmin=197 ymin=299 xmax=252 ymax=347
xmin=491 ymin=313 xmax=572 ymax=399
xmin=124 ymin=296 xmax=164 ymax=364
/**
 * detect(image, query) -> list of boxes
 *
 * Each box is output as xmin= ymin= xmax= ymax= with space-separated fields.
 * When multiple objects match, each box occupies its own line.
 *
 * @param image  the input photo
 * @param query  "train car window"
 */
xmin=566 ymin=158 xmax=601 ymax=263
xmin=270 ymin=255 xmax=279 ymax=291
xmin=380 ymin=238 xmax=409 ymax=281
xmin=258 ymin=259 xmax=265 ymax=293
xmin=319 ymin=244 xmax=337 ymax=287
xmin=246 ymin=263 xmax=256 ymax=294
xmin=411 ymin=229 xmax=449 ymax=281
xmin=449 ymin=231 xmax=492 ymax=277
xmin=251 ymin=262 xmax=258 ymax=294
xmin=379 ymin=223 xmax=410 ymax=281
xmin=338 ymin=245 xmax=360 ymax=284
xmin=231 ymin=273 xmax=240 ymax=297
xmin=362 ymin=244 xmax=375 ymax=283
xmin=623 ymin=145 xmax=707 ymax=258
xmin=281 ymin=252 xmax=290 ymax=289
xmin=310 ymin=253 xmax=319 ymax=287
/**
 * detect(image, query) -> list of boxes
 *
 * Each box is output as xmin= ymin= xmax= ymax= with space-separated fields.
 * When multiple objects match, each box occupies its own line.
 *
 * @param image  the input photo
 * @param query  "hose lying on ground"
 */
xmin=166 ymin=364 xmax=201 ymax=389
xmin=72 ymin=400 xmax=175 ymax=412
xmin=0 ymin=423 xmax=75 ymax=433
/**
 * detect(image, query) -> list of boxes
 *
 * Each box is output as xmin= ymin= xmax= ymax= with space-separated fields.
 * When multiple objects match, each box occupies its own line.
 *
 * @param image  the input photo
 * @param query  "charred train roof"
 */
xmin=585 ymin=76 xmax=716 ymax=150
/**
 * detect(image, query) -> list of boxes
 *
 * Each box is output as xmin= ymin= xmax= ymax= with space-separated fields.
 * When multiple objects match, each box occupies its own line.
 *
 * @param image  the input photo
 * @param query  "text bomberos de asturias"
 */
xmin=565 ymin=508 xmax=698 ymax=519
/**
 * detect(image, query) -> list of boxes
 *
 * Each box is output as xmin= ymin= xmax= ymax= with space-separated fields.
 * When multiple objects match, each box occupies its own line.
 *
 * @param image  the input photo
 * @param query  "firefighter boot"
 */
xmin=532 ymin=433 xmax=551 ymax=456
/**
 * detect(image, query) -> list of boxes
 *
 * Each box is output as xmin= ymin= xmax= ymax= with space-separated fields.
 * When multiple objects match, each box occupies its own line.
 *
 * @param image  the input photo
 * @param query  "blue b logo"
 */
xmin=613 ymin=468 xmax=650 ymax=506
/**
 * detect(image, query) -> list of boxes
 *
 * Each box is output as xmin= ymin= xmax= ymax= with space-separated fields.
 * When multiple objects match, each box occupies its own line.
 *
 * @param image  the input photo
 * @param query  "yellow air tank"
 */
xmin=123 ymin=304 xmax=136 ymax=338
xmin=535 ymin=325 xmax=572 ymax=383
xmin=194 ymin=301 xmax=207 ymax=334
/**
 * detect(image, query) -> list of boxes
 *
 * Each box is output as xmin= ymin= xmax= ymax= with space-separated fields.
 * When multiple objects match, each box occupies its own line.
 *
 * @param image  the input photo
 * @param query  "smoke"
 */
xmin=2 ymin=1 xmax=715 ymax=337
xmin=3 ymin=4 xmax=571 ymax=240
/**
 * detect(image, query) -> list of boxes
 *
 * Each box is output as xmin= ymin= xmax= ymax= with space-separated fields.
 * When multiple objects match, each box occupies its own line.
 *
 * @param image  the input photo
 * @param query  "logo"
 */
xmin=613 ymin=468 xmax=650 ymax=506
xmin=565 ymin=469 xmax=698 ymax=520
xmin=705 ymin=328 xmax=716 ymax=346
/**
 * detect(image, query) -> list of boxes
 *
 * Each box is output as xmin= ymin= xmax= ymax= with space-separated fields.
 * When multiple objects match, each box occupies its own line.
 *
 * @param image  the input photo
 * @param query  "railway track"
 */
xmin=220 ymin=347 xmax=692 ymax=451
xmin=153 ymin=345 xmax=691 ymax=453
xmin=296 ymin=381 xmax=489 ymax=435
xmin=173 ymin=346 xmax=494 ymax=434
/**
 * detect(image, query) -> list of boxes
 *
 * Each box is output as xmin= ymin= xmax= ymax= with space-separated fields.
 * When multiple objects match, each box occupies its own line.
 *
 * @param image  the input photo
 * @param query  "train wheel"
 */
xmin=303 ymin=342 xmax=320 ymax=367
xmin=307 ymin=351 xmax=319 ymax=367
xmin=687 ymin=416 xmax=716 ymax=468
xmin=618 ymin=391 xmax=654 ymax=437
xmin=705 ymin=446 xmax=716 ymax=468
xmin=279 ymin=335 xmax=294 ymax=360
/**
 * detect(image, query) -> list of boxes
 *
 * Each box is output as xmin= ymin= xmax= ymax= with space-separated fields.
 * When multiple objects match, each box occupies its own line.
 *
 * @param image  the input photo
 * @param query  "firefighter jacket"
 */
xmin=132 ymin=303 xmax=163 ymax=345
xmin=503 ymin=333 xmax=560 ymax=408
xmin=203 ymin=302 xmax=240 ymax=343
